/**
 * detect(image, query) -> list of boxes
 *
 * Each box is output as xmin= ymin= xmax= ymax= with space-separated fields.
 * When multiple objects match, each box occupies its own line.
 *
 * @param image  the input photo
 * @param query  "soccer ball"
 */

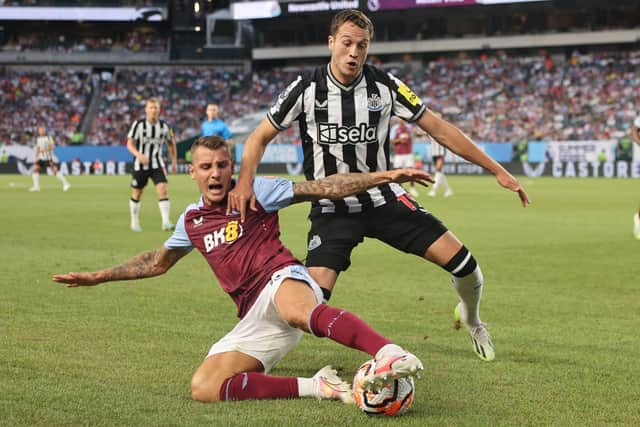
xmin=352 ymin=359 xmax=415 ymax=416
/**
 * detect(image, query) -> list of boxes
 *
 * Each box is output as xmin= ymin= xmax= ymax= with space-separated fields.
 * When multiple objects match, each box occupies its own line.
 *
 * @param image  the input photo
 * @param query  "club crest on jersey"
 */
xmin=317 ymin=123 xmax=378 ymax=145
xmin=367 ymin=94 xmax=384 ymax=111
xmin=203 ymin=220 xmax=243 ymax=252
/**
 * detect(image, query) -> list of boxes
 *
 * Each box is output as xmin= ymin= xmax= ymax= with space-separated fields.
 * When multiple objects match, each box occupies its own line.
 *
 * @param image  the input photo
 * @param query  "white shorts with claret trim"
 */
xmin=206 ymin=265 xmax=323 ymax=373
xmin=393 ymin=154 xmax=415 ymax=169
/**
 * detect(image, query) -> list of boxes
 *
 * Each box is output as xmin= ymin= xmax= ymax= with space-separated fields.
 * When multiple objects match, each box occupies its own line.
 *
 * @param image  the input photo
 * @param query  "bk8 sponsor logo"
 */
xmin=203 ymin=220 xmax=243 ymax=252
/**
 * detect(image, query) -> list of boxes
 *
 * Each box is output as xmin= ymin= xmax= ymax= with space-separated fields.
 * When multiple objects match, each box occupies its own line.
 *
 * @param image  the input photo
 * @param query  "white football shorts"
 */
xmin=393 ymin=153 xmax=415 ymax=169
xmin=206 ymin=264 xmax=323 ymax=373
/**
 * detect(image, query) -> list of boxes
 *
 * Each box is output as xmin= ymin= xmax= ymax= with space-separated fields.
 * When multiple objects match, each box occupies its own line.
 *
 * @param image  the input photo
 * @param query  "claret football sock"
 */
xmin=308 ymin=304 xmax=391 ymax=356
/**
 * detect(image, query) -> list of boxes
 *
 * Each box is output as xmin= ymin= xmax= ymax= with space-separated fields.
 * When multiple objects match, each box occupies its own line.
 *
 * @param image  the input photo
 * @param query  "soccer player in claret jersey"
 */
xmin=53 ymin=136 xmax=430 ymax=403
xmin=230 ymin=9 xmax=529 ymax=363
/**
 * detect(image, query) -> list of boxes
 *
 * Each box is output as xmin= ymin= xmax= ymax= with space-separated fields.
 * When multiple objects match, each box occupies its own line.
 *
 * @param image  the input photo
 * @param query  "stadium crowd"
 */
xmin=0 ymin=68 xmax=92 ymax=146
xmin=1 ymin=30 xmax=167 ymax=54
xmin=1 ymin=49 xmax=639 ymax=146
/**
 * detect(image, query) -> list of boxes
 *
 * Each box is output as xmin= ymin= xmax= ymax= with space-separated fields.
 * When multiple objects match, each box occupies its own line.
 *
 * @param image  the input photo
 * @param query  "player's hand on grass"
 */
xmin=496 ymin=170 xmax=529 ymax=207
xmin=387 ymin=168 xmax=435 ymax=188
xmin=52 ymin=272 xmax=102 ymax=287
xmin=227 ymin=179 xmax=257 ymax=222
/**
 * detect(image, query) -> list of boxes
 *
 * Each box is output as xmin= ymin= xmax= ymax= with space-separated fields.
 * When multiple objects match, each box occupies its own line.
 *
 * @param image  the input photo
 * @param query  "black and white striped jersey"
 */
xmin=430 ymin=136 xmax=447 ymax=157
xmin=35 ymin=136 xmax=55 ymax=161
xmin=127 ymin=119 xmax=174 ymax=171
xmin=267 ymin=64 xmax=426 ymax=214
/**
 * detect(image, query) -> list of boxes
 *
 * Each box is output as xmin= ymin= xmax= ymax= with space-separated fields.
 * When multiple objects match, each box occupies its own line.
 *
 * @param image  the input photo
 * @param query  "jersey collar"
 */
xmin=326 ymin=63 xmax=364 ymax=92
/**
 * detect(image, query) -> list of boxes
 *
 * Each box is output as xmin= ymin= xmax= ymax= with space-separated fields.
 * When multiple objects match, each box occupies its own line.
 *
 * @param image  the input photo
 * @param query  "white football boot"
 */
xmin=454 ymin=302 xmax=495 ymax=362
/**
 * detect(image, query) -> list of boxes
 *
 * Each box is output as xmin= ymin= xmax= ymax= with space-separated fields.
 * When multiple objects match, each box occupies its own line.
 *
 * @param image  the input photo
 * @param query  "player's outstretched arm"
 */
xmin=52 ymin=246 xmax=189 ymax=288
xmin=417 ymin=110 xmax=529 ymax=207
xmin=227 ymin=118 xmax=280 ymax=220
xmin=291 ymin=169 xmax=434 ymax=203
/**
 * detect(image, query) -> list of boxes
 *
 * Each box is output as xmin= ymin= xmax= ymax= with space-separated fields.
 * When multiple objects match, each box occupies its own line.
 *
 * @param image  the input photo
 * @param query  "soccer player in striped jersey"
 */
xmin=53 ymin=136 xmax=430 ymax=403
xmin=426 ymin=115 xmax=453 ymax=197
xmin=230 ymin=9 xmax=529 ymax=363
xmin=126 ymin=98 xmax=178 ymax=232
xmin=29 ymin=126 xmax=70 ymax=192
xmin=630 ymin=115 xmax=640 ymax=239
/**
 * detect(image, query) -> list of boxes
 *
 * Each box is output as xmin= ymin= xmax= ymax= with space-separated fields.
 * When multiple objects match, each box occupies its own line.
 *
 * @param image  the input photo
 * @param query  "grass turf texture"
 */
xmin=1 ymin=173 xmax=639 ymax=426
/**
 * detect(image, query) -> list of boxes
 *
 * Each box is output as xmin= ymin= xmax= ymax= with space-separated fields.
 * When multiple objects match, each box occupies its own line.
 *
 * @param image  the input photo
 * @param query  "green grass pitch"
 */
xmin=1 ymin=173 xmax=639 ymax=426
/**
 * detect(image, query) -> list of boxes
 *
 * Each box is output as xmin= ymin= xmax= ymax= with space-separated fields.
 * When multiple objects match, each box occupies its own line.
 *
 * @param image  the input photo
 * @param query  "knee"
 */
xmin=279 ymin=303 xmax=315 ymax=331
xmin=191 ymin=371 xmax=226 ymax=403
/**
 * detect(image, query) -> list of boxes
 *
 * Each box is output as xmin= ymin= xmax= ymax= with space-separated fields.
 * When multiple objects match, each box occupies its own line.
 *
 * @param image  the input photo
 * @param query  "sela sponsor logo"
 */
xmin=192 ymin=216 xmax=204 ymax=227
xmin=203 ymin=220 xmax=243 ymax=252
xmin=367 ymin=93 xmax=384 ymax=111
xmin=317 ymin=122 xmax=378 ymax=145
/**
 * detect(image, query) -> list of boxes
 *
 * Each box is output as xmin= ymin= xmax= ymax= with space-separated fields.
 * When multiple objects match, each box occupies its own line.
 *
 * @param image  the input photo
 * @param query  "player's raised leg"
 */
xmin=426 ymin=231 xmax=494 ymax=361
xmin=275 ymin=277 xmax=423 ymax=391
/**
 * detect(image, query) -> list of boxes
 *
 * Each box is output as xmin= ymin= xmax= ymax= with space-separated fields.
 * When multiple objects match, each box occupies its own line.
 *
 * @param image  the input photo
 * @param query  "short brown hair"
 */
xmin=190 ymin=136 xmax=229 ymax=159
xmin=330 ymin=9 xmax=374 ymax=39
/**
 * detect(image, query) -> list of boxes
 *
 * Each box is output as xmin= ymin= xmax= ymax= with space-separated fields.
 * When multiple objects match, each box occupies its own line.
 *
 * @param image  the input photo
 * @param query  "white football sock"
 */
xmin=434 ymin=171 xmax=444 ymax=192
xmin=451 ymin=266 xmax=484 ymax=327
xmin=129 ymin=199 xmax=141 ymax=227
xmin=297 ymin=377 xmax=316 ymax=397
xmin=440 ymin=172 xmax=450 ymax=192
xmin=56 ymin=171 xmax=69 ymax=187
xmin=31 ymin=173 xmax=40 ymax=189
xmin=158 ymin=199 xmax=171 ymax=224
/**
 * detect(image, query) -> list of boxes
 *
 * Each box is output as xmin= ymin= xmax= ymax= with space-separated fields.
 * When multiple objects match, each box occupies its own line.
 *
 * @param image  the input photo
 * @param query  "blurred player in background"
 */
xmin=126 ymin=98 xmax=177 ymax=232
xmin=630 ymin=115 xmax=640 ymax=239
xmin=230 ymin=9 xmax=529 ymax=362
xmin=427 ymin=113 xmax=453 ymax=198
xmin=390 ymin=118 xmax=419 ymax=197
xmin=54 ymin=136 xmax=428 ymax=404
xmin=29 ymin=126 xmax=70 ymax=192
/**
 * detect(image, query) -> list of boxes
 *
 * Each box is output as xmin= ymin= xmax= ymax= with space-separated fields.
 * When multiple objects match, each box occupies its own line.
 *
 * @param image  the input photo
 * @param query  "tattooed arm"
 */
xmin=291 ymin=168 xmax=434 ymax=204
xmin=52 ymin=246 xmax=190 ymax=287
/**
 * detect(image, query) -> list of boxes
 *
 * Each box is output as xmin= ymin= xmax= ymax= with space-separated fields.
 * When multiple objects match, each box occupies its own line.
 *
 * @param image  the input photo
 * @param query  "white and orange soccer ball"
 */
xmin=352 ymin=359 xmax=415 ymax=416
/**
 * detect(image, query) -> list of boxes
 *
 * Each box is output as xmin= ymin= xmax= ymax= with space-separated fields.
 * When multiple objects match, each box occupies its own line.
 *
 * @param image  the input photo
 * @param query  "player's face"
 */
xmin=190 ymin=146 xmax=234 ymax=206
xmin=145 ymin=102 xmax=160 ymax=123
xmin=38 ymin=127 xmax=46 ymax=136
xmin=328 ymin=22 xmax=370 ymax=85
xmin=206 ymin=105 xmax=218 ymax=120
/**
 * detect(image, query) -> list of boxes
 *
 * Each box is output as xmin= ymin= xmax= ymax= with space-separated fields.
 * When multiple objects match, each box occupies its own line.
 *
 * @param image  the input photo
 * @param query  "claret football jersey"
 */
xmin=164 ymin=177 xmax=301 ymax=318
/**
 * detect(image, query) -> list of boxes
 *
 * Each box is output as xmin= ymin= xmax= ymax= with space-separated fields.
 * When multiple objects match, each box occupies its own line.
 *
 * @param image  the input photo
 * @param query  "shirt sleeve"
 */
xmin=127 ymin=120 xmax=139 ymax=140
xmin=222 ymin=123 xmax=232 ymax=140
xmin=266 ymin=75 xmax=306 ymax=131
xmin=634 ymin=117 xmax=640 ymax=128
xmin=253 ymin=177 xmax=294 ymax=213
xmin=387 ymin=72 xmax=426 ymax=123
xmin=164 ymin=213 xmax=194 ymax=251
